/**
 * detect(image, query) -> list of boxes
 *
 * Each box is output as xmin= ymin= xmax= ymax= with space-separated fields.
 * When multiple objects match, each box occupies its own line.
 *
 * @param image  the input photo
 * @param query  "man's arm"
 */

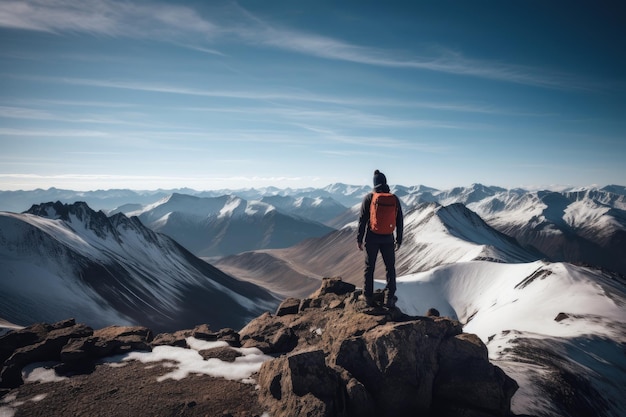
xmin=356 ymin=193 xmax=372 ymax=249
xmin=395 ymin=195 xmax=404 ymax=248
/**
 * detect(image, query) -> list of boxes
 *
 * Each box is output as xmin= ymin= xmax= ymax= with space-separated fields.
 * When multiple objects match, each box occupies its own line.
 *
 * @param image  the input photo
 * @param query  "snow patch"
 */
xmin=219 ymin=197 xmax=243 ymax=218
xmin=121 ymin=337 xmax=272 ymax=384
xmin=22 ymin=362 xmax=68 ymax=384
xmin=0 ymin=388 xmax=49 ymax=417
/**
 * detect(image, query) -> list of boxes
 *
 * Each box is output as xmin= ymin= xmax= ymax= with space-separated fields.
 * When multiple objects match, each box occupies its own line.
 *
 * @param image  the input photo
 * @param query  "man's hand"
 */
xmin=395 ymin=242 xmax=401 ymax=251
xmin=357 ymin=242 xmax=363 ymax=251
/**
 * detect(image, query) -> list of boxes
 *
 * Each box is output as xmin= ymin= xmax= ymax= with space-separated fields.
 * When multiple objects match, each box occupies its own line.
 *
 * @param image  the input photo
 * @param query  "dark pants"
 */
xmin=363 ymin=241 xmax=396 ymax=298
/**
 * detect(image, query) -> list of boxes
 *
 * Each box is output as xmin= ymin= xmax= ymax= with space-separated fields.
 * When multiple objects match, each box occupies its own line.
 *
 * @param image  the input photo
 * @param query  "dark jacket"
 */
xmin=357 ymin=186 xmax=404 ymax=245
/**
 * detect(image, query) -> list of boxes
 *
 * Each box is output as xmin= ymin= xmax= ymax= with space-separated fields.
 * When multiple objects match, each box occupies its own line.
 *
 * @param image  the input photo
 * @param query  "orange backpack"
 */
xmin=369 ymin=192 xmax=397 ymax=234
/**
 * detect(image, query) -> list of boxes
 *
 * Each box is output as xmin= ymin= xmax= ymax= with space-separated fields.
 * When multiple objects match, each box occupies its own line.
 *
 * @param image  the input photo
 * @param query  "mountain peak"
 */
xmin=26 ymin=201 xmax=94 ymax=221
xmin=601 ymin=184 xmax=626 ymax=196
xmin=399 ymin=202 xmax=540 ymax=271
xmin=25 ymin=200 xmax=133 ymax=241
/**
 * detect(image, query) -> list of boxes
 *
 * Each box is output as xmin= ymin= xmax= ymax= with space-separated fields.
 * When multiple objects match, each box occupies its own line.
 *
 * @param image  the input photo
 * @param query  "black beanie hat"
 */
xmin=373 ymin=169 xmax=387 ymax=191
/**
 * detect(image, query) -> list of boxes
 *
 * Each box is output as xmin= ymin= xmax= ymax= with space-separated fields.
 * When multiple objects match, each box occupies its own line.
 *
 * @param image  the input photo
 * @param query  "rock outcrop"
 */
xmin=1 ymin=277 xmax=519 ymax=417
xmin=240 ymin=277 xmax=518 ymax=417
xmin=0 ymin=319 xmax=152 ymax=389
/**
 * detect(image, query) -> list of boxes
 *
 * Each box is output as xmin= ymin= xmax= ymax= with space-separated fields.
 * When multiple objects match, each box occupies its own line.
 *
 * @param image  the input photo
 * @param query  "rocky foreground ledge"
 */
xmin=1 ymin=277 xmax=520 ymax=417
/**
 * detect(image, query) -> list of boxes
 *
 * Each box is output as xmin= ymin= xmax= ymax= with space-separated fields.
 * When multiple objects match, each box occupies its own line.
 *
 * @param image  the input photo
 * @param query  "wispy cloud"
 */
xmin=0 ymin=0 xmax=595 ymax=90
xmin=12 ymin=98 xmax=136 ymax=108
xmin=247 ymin=26 xmax=594 ymax=90
xmin=0 ymin=104 xmax=166 ymax=128
xmin=229 ymin=5 xmax=595 ymax=91
xmin=7 ymin=74 xmax=514 ymax=117
xmin=7 ymin=74 xmax=336 ymax=103
xmin=0 ymin=105 xmax=53 ymax=120
xmin=0 ymin=127 xmax=111 ymax=137
xmin=0 ymin=0 xmax=216 ymax=38
xmin=293 ymin=123 xmax=452 ymax=154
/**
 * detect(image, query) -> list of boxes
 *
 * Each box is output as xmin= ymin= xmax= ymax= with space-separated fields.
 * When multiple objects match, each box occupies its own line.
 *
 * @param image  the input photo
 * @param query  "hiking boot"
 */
xmin=383 ymin=291 xmax=397 ymax=309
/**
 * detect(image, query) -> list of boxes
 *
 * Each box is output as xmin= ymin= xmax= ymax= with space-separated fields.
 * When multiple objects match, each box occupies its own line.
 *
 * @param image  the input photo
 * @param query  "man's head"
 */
xmin=373 ymin=169 xmax=388 ymax=192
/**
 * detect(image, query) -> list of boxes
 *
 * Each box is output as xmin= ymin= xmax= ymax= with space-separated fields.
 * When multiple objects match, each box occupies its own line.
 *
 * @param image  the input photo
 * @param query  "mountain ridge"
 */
xmin=0 ymin=202 xmax=279 ymax=333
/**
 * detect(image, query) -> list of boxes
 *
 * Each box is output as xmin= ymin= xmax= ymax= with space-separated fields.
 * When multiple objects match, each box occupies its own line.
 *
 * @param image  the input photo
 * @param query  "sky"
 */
xmin=0 ymin=0 xmax=625 ymax=191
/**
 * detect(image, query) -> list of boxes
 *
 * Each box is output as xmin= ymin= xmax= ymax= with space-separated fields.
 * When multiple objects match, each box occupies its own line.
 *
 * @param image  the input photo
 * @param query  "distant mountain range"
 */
xmin=436 ymin=185 xmax=626 ymax=275
xmin=112 ymin=193 xmax=336 ymax=258
xmin=0 ymin=201 xmax=277 ymax=333
xmin=3 ymin=183 xmax=625 ymax=272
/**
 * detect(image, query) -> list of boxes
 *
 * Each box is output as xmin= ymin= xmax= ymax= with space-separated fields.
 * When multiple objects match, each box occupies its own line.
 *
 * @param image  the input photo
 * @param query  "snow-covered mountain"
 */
xmin=318 ymin=183 xmax=371 ymax=207
xmin=259 ymin=194 xmax=347 ymax=226
xmin=116 ymin=193 xmax=336 ymax=258
xmin=317 ymin=183 xmax=438 ymax=207
xmin=391 ymin=260 xmax=626 ymax=417
xmin=456 ymin=186 xmax=626 ymax=276
xmin=0 ymin=202 xmax=278 ymax=333
xmin=395 ymin=202 xmax=542 ymax=273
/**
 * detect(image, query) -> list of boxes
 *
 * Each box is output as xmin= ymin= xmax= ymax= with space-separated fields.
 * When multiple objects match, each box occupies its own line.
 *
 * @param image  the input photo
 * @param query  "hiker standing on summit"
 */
xmin=357 ymin=170 xmax=404 ymax=308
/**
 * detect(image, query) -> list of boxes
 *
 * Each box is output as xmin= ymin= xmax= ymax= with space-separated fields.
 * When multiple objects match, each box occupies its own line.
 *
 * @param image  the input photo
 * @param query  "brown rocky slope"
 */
xmin=1 ymin=277 xmax=523 ymax=417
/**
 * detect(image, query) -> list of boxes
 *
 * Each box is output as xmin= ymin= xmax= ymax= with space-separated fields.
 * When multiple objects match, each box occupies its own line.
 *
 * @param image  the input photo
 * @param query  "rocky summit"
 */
xmin=242 ymin=277 xmax=518 ymax=417
xmin=0 ymin=277 xmax=520 ymax=417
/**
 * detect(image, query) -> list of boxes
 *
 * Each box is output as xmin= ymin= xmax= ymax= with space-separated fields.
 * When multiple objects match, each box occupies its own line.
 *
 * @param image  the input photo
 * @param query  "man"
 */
xmin=357 ymin=170 xmax=404 ymax=308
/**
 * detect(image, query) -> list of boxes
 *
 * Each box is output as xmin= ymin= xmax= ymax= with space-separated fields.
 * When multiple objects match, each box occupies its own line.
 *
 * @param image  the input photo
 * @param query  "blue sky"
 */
xmin=0 ymin=0 xmax=624 ymax=191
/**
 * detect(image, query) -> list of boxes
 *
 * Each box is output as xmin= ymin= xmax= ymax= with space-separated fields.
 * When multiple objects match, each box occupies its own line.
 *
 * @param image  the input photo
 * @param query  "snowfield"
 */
xmin=383 ymin=260 xmax=626 ymax=417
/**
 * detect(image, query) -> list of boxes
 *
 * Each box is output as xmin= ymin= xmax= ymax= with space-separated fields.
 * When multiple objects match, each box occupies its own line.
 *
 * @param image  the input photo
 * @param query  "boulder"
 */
xmin=309 ymin=276 xmax=356 ymax=298
xmin=151 ymin=330 xmax=192 ymax=348
xmin=0 ymin=321 xmax=93 ymax=388
xmin=199 ymin=346 xmax=242 ymax=362
xmin=88 ymin=325 xmax=153 ymax=357
xmin=152 ymin=324 xmax=240 ymax=348
xmin=426 ymin=307 xmax=441 ymax=317
xmin=239 ymin=313 xmax=298 ymax=354
xmin=554 ymin=312 xmax=569 ymax=322
xmin=212 ymin=328 xmax=240 ymax=346
xmin=276 ymin=297 xmax=301 ymax=316
xmin=0 ymin=323 xmax=51 ymax=364
xmin=433 ymin=333 xmax=519 ymax=416
xmin=60 ymin=325 xmax=152 ymax=359
xmin=330 ymin=318 xmax=463 ymax=416
xmin=257 ymin=349 xmax=346 ymax=417
xmin=0 ymin=319 xmax=78 ymax=364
